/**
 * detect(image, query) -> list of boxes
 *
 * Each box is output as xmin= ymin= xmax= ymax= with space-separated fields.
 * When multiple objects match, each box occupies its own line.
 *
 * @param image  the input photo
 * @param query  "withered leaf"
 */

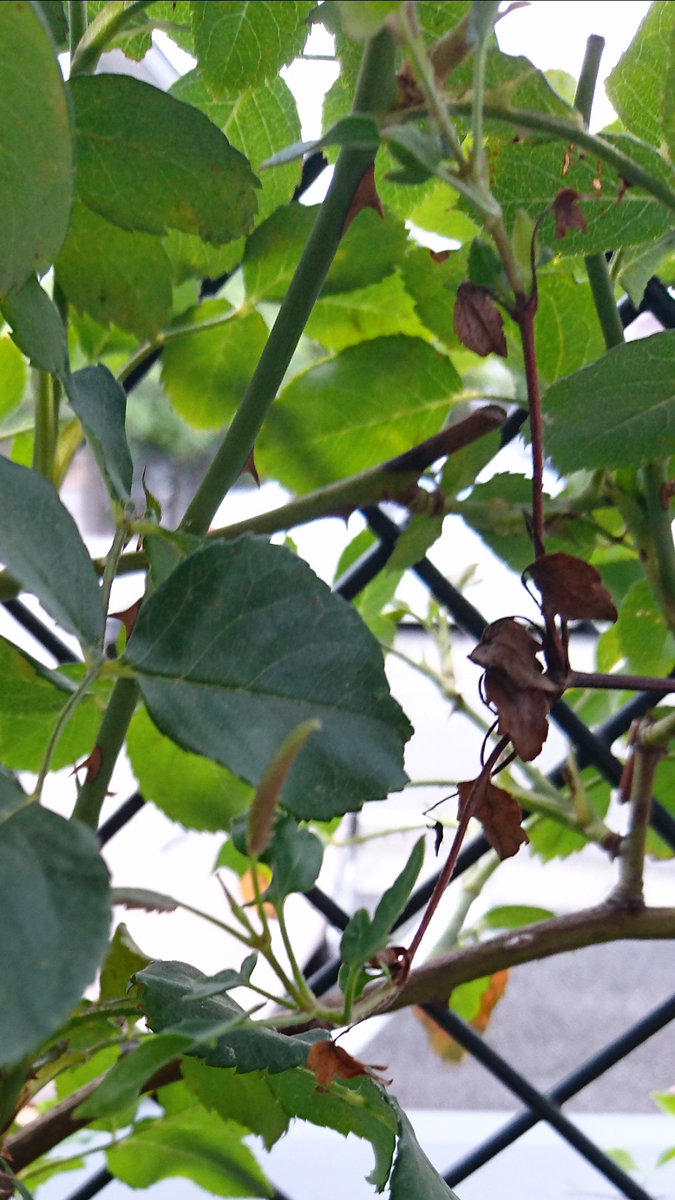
xmin=370 ymin=945 xmax=411 ymax=985
xmin=458 ymin=777 xmax=529 ymax=859
xmin=453 ymin=282 xmax=507 ymax=358
xmin=551 ymin=188 xmax=587 ymax=239
xmin=307 ymin=1041 xmax=390 ymax=1087
xmin=469 ymin=617 xmax=556 ymax=693
xmin=525 ymin=552 xmax=617 ymax=622
xmin=414 ymin=969 xmax=509 ymax=1064
xmin=484 ymin=670 xmax=550 ymax=761
xmin=342 ymin=163 xmax=384 ymax=235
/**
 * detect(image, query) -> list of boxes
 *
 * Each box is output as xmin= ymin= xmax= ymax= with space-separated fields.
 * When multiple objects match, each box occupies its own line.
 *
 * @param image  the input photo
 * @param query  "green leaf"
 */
xmin=617 ymin=580 xmax=675 ymax=676
xmin=341 ymin=838 xmax=424 ymax=967
xmin=261 ymin=114 xmax=380 ymax=168
xmin=0 ymin=337 xmax=27 ymax=420
xmin=163 ymin=232 xmax=244 ymax=287
xmin=99 ymin=923 xmax=152 ymax=1003
xmin=107 ymin=1105 xmax=273 ymax=1197
xmin=543 ymin=330 xmax=675 ymax=472
xmin=619 ymin=229 xmax=675 ymax=307
xmin=457 ymin=472 xmax=533 ymax=572
xmin=56 ymin=203 xmax=173 ymax=341
xmin=0 ymin=768 xmax=110 ymax=1065
xmin=135 ymin=959 xmax=327 ymax=1073
xmin=170 ymin=73 xmax=302 ymax=227
xmin=408 ymin=182 xmax=479 ymax=244
xmin=305 ymin=271 xmax=430 ymax=352
xmin=335 ymin=0 xmax=399 ymax=40
xmin=481 ymin=905 xmax=554 ymax=930
xmin=530 ymin=274 xmax=606 ymax=386
xmin=182 ymin=1058 xmax=289 ymax=1151
xmin=191 ymin=0 xmax=314 ymax=99
xmin=66 ymin=364 xmax=133 ymax=504
xmin=606 ymin=1148 xmax=639 ymax=1173
xmin=85 ymin=1 xmax=194 ymax=60
xmin=127 ymin=705 xmax=252 ymax=832
xmin=180 ymin=955 xmax=258 ymax=1001
xmin=69 ymin=74 xmax=259 ymax=243
xmin=389 ymin=1100 xmax=460 ymax=1200
xmin=77 ymin=1033 xmax=192 ymax=1119
xmin=160 ymin=305 xmax=269 ymax=430
xmin=441 ymin=425 xmax=501 ymax=496
xmin=387 ymin=515 xmax=444 ymax=572
xmin=1 ymin=275 xmax=67 ymax=375
xmin=0 ymin=456 xmax=104 ymax=645
xmin=0 ymin=2 xmax=72 ymax=294
xmin=258 ymin=335 xmax=463 ymax=493
xmin=269 ymin=1067 xmax=397 ymax=1191
xmin=606 ymin=1 xmax=674 ymax=145
xmin=36 ymin=1 xmax=69 ymax=50
xmin=399 ymin=245 xmax=469 ymax=350
xmin=125 ymin=538 xmax=411 ymax=820
xmin=264 ymin=815 xmax=323 ymax=902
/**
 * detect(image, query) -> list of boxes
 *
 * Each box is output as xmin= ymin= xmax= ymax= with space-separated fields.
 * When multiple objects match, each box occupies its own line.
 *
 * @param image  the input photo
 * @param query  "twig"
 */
xmin=613 ymin=729 xmax=662 ymax=909
xmin=567 ymin=670 xmax=675 ymax=695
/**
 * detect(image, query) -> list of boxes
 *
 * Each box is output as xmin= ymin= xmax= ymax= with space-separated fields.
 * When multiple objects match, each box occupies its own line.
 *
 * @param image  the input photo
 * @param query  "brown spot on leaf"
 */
xmin=307 ymin=1041 xmax=391 ymax=1087
xmin=469 ymin=618 xmax=556 ymax=694
xmin=342 ymin=163 xmax=384 ymax=235
xmin=454 ymin=283 xmax=507 ymax=358
xmin=525 ymin=552 xmax=617 ymax=623
xmin=430 ymin=249 xmax=452 ymax=263
xmin=551 ymin=188 xmax=587 ymax=239
xmin=458 ymin=777 xmax=529 ymax=859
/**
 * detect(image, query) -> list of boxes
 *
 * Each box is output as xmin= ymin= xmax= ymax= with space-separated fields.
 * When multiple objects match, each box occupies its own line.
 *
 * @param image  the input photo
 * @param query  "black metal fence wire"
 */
xmin=5 ymin=279 xmax=675 ymax=1200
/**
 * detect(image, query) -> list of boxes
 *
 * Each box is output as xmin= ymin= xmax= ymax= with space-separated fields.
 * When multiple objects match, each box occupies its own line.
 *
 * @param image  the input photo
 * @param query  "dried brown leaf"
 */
xmin=458 ymin=777 xmax=529 ymax=859
xmin=552 ymin=188 xmax=587 ymax=239
xmin=526 ymin=552 xmax=618 ymax=622
xmin=484 ymin=670 xmax=550 ymax=761
xmin=469 ymin=617 xmax=556 ymax=693
xmin=307 ymin=1041 xmax=391 ymax=1087
xmin=454 ymin=282 xmax=507 ymax=358
xmin=342 ymin=163 xmax=384 ymax=234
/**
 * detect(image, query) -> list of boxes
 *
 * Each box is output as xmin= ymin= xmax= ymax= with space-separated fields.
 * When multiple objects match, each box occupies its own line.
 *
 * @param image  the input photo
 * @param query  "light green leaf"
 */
xmin=66 ymin=364 xmax=133 ymax=503
xmin=617 ymin=580 xmax=675 ymax=676
xmin=70 ymin=74 xmax=259 ymax=243
xmin=1 ymin=275 xmax=67 ymax=375
xmin=606 ymin=1 xmax=674 ymax=145
xmin=389 ymin=1100 xmax=460 ymax=1199
xmin=606 ymin=1149 xmax=639 ymax=1173
xmin=85 ymin=1 xmax=193 ymax=61
xmin=99 ymin=923 xmax=152 ymax=1002
xmin=160 ymin=304 xmax=268 ymax=430
xmin=0 ymin=337 xmax=27 ymax=420
xmin=163 ymin=232 xmax=244 ymax=287
xmin=441 ymin=425 xmax=501 ymax=496
xmin=258 ymin=335 xmax=463 ymax=493
xmin=408 ymin=182 xmax=479 ymax=243
xmin=341 ymin=838 xmax=424 ymax=966
xmin=0 ymin=768 xmax=110 ymax=1066
xmin=77 ymin=1033 xmax=192 ymax=1119
xmin=191 ymin=0 xmax=314 ymax=99
xmin=107 ymin=1105 xmax=272 ymax=1197
xmin=261 ymin=114 xmax=380 ymax=168
xmin=125 ymin=539 xmax=411 ymax=820
xmin=399 ymin=245 xmax=468 ymax=350
xmin=0 ymin=2 xmax=72 ymax=295
xmin=482 ymin=905 xmax=554 ymax=930
xmin=532 ymin=273 xmax=606 ymax=385
xmin=306 ymin=271 xmax=430 ymax=352
xmin=387 ymin=515 xmax=444 ymax=571
xmin=0 ymin=456 xmax=104 ymax=645
xmin=170 ymin=72 xmax=302 ymax=227
xmin=56 ymin=203 xmax=173 ymax=341
xmin=543 ymin=329 xmax=675 ymax=471
xmin=619 ymin=229 xmax=675 ymax=307
xmin=182 ymin=1058 xmax=289 ymax=1151
xmin=335 ymin=0 xmax=399 ymax=40
xmin=126 ymin=705 xmax=252 ymax=832
xmin=457 ymin=473 xmax=533 ymax=572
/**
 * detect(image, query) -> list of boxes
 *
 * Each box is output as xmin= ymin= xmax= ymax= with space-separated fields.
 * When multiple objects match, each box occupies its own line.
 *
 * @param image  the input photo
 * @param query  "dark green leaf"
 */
xmin=0 ymin=456 xmax=104 ymax=645
xmin=0 ymin=2 xmax=72 ymax=294
xmin=305 ymin=272 xmax=429 ymax=352
xmin=261 ymin=114 xmax=380 ymax=168
xmin=125 ymin=538 xmax=411 ymax=820
xmin=0 ymin=337 xmax=27 ymax=421
xmin=441 ymin=425 xmax=501 ymax=496
xmin=619 ymin=229 xmax=675 ymax=307
xmin=77 ymin=1033 xmax=192 ymax=1119
xmin=170 ymin=72 xmax=301 ymax=227
xmin=264 ymin=815 xmax=323 ymax=902
xmin=35 ymin=1 xmax=68 ymax=49
xmin=1 ymin=275 xmax=67 ymax=375
xmin=617 ymin=579 xmax=675 ymax=676
xmin=482 ymin=905 xmax=554 ymax=930
xmin=182 ymin=1058 xmax=289 ymax=1150
xmin=543 ymin=330 xmax=675 ymax=471
xmin=0 ymin=768 xmax=110 ymax=1065
xmin=56 ymin=203 xmax=173 ymax=341
xmin=182 ymin=955 xmax=258 ymax=1001
xmin=269 ymin=1067 xmax=397 ymax=1191
xmin=107 ymin=1105 xmax=273 ymax=1197
xmin=69 ymin=74 xmax=259 ymax=243
xmin=126 ymin=705 xmax=252 ymax=832
xmin=457 ymin=473 xmax=537 ymax=573
xmin=136 ymin=960 xmax=328 ymax=1073
xmin=341 ymin=838 xmax=424 ymax=966
xmin=258 ymin=335 xmax=463 ymax=493
xmin=606 ymin=2 xmax=674 ymax=145
xmin=66 ymin=364 xmax=133 ymax=504
xmin=160 ymin=305 xmax=269 ymax=430
xmin=99 ymin=923 xmax=152 ymax=1002
xmin=389 ymin=1100 xmax=460 ymax=1199
xmin=191 ymin=0 xmax=314 ymax=99
xmin=385 ymin=125 xmax=443 ymax=185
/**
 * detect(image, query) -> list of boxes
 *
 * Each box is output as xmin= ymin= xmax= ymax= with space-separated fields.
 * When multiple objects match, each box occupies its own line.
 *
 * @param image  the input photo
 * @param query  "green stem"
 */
xmin=643 ymin=461 xmax=675 ymax=630
xmin=181 ymin=27 xmax=397 ymax=535
xmin=276 ymin=901 xmax=315 ymax=1009
xmin=613 ymin=734 xmax=662 ymax=908
xmin=100 ymin=525 xmax=129 ymax=635
xmin=249 ymin=865 xmax=303 ymax=1004
xmin=33 ymin=662 xmax=102 ymax=801
xmin=68 ymin=0 xmax=88 ymax=58
xmin=429 ymin=850 xmax=500 ymax=956
xmin=32 ymin=372 xmax=57 ymax=479
xmin=643 ymin=705 xmax=675 ymax=748
xmin=469 ymin=1 xmax=500 ymax=189
xmin=70 ymin=1 xmax=151 ymax=75
xmin=585 ymin=253 xmax=624 ymax=349
xmin=573 ymin=34 xmax=605 ymax=126
xmin=71 ymin=677 xmax=139 ymax=829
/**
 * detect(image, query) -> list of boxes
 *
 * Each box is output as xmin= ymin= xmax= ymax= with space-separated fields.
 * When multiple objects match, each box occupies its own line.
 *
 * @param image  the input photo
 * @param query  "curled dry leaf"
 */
xmin=307 ymin=1041 xmax=391 ymax=1087
xmin=370 ymin=944 xmax=411 ymax=986
xmin=551 ymin=188 xmax=587 ymax=239
xmin=458 ymin=777 xmax=529 ymax=859
xmin=342 ymin=162 xmax=384 ymax=235
xmin=525 ymin=552 xmax=618 ymax=623
xmin=483 ymin=670 xmax=550 ymax=762
xmin=453 ymin=282 xmax=507 ymax=358
xmin=469 ymin=617 xmax=556 ymax=694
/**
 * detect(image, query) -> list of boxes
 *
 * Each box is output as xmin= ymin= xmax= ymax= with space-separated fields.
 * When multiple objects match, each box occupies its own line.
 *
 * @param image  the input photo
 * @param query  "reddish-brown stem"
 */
xmin=407 ymin=736 xmax=510 ymax=964
xmin=568 ymin=670 xmax=675 ymax=695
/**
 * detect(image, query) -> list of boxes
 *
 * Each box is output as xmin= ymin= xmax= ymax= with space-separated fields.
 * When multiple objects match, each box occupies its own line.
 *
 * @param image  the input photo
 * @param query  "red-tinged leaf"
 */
xmin=469 ymin=617 xmax=556 ymax=693
xmin=307 ymin=1041 xmax=390 ymax=1087
xmin=246 ymin=719 xmax=321 ymax=857
xmin=458 ymin=777 xmax=528 ymax=859
xmin=453 ymin=282 xmax=507 ymax=358
xmin=342 ymin=163 xmax=384 ymax=235
xmin=110 ymin=599 xmax=142 ymax=639
xmin=551 ymin=188 xmax=587 ymax=239
xmin=525 ymin=552 xmax=618 ymax=623
xmin=484 ymin=670 xmax=550 ymax=761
